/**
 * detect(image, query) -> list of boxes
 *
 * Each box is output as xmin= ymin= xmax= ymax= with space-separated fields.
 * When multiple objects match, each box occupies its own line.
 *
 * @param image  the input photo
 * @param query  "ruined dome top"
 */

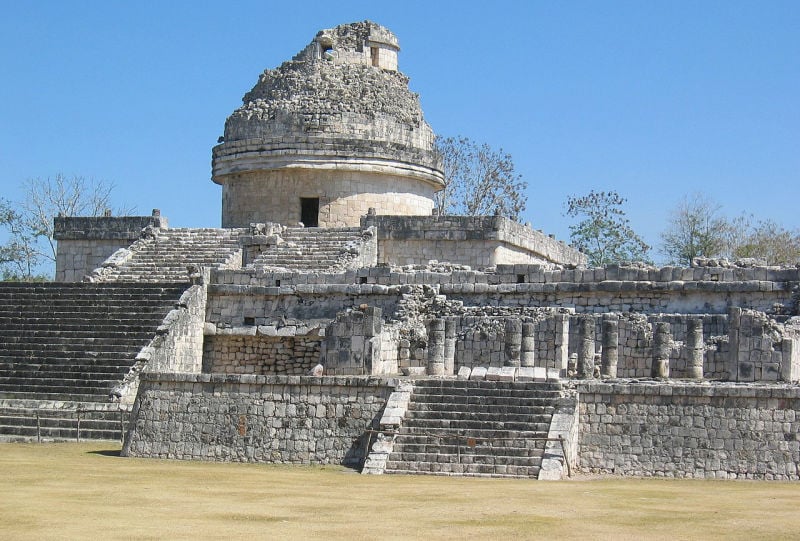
xmin=213 ymin=21 xmax=442 ymax=186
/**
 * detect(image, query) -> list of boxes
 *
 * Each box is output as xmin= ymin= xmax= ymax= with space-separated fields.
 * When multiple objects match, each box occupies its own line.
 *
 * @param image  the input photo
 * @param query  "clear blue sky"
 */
xmin=1 ymin=1 xmax=798 ymax=263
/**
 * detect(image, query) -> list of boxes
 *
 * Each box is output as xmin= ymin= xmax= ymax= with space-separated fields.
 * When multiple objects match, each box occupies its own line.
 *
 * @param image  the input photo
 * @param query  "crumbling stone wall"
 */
xmin=210 ymin=263 xmax=798 ymax=318
xmin=202 ymin=335 xmax=321 ymax=375
xmin=123 ymin=373 xmax=392 ymax=466
xmin=578 ymin=381 xmax=800 ymax=479
xmin=363 ymin=215 xmax=586 ymax=268
xmin=729 ymin=308 xmax=800 ymax=382
xmin=321 ymin=307 xmax=384 ymax=375
xmin=114 ymin=283 xmax=204 ymax=406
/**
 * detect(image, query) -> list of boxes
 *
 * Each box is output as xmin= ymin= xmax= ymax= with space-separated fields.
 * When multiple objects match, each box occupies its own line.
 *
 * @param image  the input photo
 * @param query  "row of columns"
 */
xmin=427 ymin=315 xmax=705 ymax=380
xmin=427 ymin=317 xmax=541 ymax=375
xmin=575 ymin=316 xmax=704 ymax=379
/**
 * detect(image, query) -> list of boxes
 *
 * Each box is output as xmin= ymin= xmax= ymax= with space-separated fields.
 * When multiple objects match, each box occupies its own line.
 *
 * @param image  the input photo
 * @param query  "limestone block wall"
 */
xmin=321 ymin=308 xmax=384 ymax=375
xmin=56 ymin=239 xmax=132 ymax=282
xmin=122 ymin=373 xmax=393 ymax=466
xmin=114 ymin=283 xmax=204 ymax=406
xmin=729 ymin=308 xmax=800 ymax=382
xmin=53 ymin=214 xmax=165 ymax=281
xmin=220 ymin=169 xmax=435 ymax=228
xmin=211 ymin=264 xmax=799 ymax=318
xmin=142 ymin=284 xmax=206 ymax=374
xmin=578 ymin=381 xmax=800 ymax=479
xmin=363 ymin=215 xmax=586 ymax=267
xmin=202 ymin=334 xmax=322 ymax=375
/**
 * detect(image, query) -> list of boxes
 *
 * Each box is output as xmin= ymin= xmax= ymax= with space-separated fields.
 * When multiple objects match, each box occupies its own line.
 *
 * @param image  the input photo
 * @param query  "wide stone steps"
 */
xmin=405 ymin=409 xmax=553 ymax=425
xmin=384 ymin=379 xmax=560 ymax=479
xmin=0 ymin=364 xmax=135 ymax=374
xmin=383 ymin=460 xmax=541 ymax=478
xmin=251 ymin=226 xmax=363 ymax=271
xmin=0 ymin=345 xmax=147 ymax=357
xmin=0 ymin=391 xmax=109 ymax=402
xmin=0 ymin=282 xmax=185 ymax=437
xmin=0 ymin=404 xmax=126 ymax=442
xmin=0 ymin=388 xmax=116 ymax=402
xmin=409 ymin=402 xmax=555 ymax=415
xmin=96 ymin=228 xmax=244 ymax=282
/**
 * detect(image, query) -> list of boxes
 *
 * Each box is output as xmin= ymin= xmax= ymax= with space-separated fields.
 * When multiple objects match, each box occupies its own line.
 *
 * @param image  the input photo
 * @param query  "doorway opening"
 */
xmin=300 ymin=197 xmax=319 ymax=227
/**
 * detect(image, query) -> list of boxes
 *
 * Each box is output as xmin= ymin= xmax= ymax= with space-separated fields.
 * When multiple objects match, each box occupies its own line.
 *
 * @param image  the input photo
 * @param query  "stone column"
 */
xmin=555 ymin=313 xmax=569 ymax=374
xmin=728 ymin=307 xmax=742 ymax=382
xmin=686 ymin=318 xmax=705 ymax=379
xmin=652 ymin=321 xmax=671 ymax=379
xmin=426 ymin=318 xmax=445 ymax=376
xmin=444 ymin=319 xmax=456 ymax=375
xmin=577 ymin=316 xmax=595 ymax=379
xmin=504 ymin=318 xmax=522 ymax=367
xmin=521 ymin=322 xmax=536 ymax=368
xmin=600 ymin=316 xmax=619 ymax=378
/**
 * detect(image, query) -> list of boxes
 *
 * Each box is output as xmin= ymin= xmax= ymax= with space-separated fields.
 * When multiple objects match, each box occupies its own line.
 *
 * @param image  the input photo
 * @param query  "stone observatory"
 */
xmin=212 ymin=21 xmax=444 ymax=228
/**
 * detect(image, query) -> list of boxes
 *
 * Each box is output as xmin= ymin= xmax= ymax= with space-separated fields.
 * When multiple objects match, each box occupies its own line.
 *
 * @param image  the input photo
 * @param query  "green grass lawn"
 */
xmin=1 ymin=442 xmax=798 ymax=540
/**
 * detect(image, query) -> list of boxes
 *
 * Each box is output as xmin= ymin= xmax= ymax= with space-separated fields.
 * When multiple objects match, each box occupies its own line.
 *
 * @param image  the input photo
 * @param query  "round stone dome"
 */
xmin=212 ymin=21 xmax=444 ymax=228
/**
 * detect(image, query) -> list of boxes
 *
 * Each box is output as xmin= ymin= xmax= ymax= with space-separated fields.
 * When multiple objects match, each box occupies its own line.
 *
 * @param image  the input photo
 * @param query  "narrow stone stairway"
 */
xmin=250 ymin=226 xmax=365 ymax=270
xmin=384 ymin=379 xmax=561 ymax=478
xmin=95 ymin=228 xmax=245 ymax=282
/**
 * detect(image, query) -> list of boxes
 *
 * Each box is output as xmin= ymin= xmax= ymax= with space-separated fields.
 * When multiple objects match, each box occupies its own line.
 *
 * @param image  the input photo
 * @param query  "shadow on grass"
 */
xmin=87 ymin=449 xmax=122 ymax=458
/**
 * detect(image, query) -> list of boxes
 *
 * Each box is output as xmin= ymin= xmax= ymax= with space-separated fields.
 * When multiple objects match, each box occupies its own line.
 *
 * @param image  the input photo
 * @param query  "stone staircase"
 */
xmin=250 ymin=226 xmax=365 ymax=270
xmin=384 ymin=379 xmax=561 ymax=478
xmin=0 ymin=282 xmax=187 ymax=440
xmin=0 ymin=400 xmax=128 ymax=442
xmin=95 ymin=228 xmax=244 ymax=282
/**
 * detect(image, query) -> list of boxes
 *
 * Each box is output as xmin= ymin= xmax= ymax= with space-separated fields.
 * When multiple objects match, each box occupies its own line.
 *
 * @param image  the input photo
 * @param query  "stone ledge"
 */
xmin=138 ymin=372 xmax=398 ymax=388
xmin=575 ymin=380 xmax=800 ymax=398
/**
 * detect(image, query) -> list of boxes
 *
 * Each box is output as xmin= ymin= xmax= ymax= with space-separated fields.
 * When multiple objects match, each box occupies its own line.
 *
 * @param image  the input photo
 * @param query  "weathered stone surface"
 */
xmin=577 ymin=381 xmax=800 ymax=480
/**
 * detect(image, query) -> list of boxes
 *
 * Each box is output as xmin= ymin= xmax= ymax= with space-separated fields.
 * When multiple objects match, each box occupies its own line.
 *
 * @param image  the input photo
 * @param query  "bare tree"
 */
xmin=729 ymin=217 xmax=800 ymax=265
xmin=565 ymin=190 xmax=650 ymax=266
xmin=434 ymin=136 xmax=527 ymax=221
xmin=660 ymin=193 xmax=731 ymax=265
xmin=0 ymin=174 xmax=131 ymax=280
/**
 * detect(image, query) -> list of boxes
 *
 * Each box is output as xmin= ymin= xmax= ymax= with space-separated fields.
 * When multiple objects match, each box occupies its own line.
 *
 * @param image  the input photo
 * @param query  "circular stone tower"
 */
xmin=212 ymin=21 xmax=444 ymax=228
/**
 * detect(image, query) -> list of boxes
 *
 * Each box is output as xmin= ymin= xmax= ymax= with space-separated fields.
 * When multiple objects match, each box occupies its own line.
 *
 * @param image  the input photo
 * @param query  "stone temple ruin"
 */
xmin=2 ymin=21 xmax=799 ymax=480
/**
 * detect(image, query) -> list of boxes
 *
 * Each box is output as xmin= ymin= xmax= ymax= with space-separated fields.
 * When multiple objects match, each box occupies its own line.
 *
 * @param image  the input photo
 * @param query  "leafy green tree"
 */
xmin=434 ymin=136 xmax=527 ymax=221
xmin=565 ymin=190 xmax=650 ymax=266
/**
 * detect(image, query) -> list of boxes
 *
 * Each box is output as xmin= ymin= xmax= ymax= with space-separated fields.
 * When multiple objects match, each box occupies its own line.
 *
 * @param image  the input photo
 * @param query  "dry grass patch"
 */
xmin=1 ymin=442 xmax=799 ymax=540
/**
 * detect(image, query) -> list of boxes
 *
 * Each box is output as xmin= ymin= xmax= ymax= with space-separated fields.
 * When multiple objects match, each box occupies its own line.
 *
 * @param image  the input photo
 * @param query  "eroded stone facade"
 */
xmin=212 ymin=21 xmax=443 ymax=228
xmin=39 ymin=21 xmax=800 ymax=480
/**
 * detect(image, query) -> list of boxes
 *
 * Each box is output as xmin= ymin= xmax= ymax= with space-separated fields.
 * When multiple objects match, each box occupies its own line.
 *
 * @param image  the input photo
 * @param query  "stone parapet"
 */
xmin=577 ymin=381 xmax=800 ymax=479
xmin=122 ymin=373 xmax=394 ymax=466
xmin=362 ymin=214 xmax=586 ymax=267
xmin=53 ymin=214 xmax=166 ymax=241
xmin=54 ymin=213 xmax=168 ymax=281
xmin=209 ymin=263 xmax=798 ymax=317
